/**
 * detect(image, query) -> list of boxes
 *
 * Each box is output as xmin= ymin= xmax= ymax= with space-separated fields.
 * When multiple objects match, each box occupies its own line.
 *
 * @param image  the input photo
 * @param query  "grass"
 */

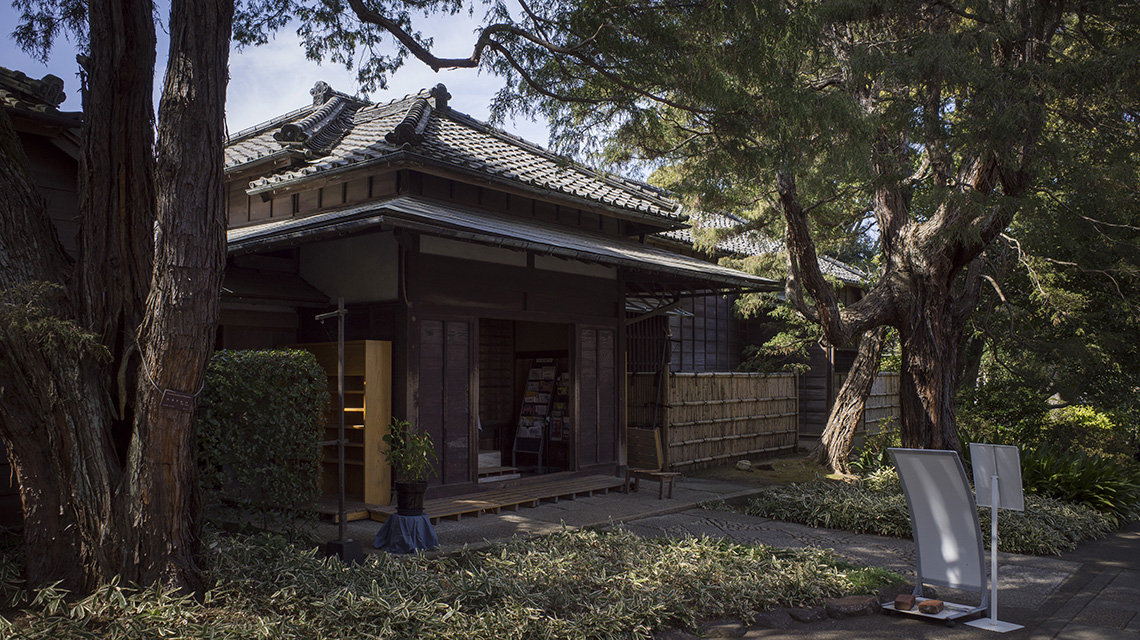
xmin=1 ymin=527 xmax=904 ymax=640
xmin=733 ymin=469 xmax=1117 ymax=556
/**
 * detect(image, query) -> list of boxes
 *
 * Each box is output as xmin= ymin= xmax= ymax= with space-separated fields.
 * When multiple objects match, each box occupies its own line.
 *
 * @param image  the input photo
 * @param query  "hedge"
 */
xmin=196 ymin=349 xmax=329 ymax=528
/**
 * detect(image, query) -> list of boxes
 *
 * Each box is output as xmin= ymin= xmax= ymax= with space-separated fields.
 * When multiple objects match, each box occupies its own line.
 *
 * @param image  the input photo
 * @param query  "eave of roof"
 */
xmin=228 ymin=195 xmax=781 ymax=294
xmin=657 ymin=211 xmax=867 ymax=286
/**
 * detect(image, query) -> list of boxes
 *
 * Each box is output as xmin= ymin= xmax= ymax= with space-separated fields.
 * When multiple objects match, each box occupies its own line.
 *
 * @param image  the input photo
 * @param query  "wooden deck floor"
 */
xmin=317 ymin=474 xmax=625 ymax=525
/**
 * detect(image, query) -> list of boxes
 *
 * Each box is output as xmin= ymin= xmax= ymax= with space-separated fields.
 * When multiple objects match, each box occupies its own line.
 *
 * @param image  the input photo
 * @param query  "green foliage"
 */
xmin=1 ymin=528 xmax=902 ymax=638
xmin=1019 ymin=443 xmax=1140 ymax=527
xmin=738 ymin=299 xmax=819 ymax=374
xmin=848 ymin=420 xmax=900 ymax=475
xmin=957 ymin=378 xmax=1052 ymax=448
xmin=1045 ymin=405 xmax=1137 ymax=463
xmin=196 ymin=349 xmax=329 ymax=529
xmin=0 ymin=282 xmax=108 ymax=364
xmin=958 ymin=382 xmax=1140 ymax=525
xmin=383 ymin=417 xmax=437 ymax=482
xmin=737 ymin=472 xmax=1116 ymax=556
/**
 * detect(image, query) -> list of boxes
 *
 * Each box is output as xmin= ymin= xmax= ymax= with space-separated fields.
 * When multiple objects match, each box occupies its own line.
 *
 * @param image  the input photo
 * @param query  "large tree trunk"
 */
xmin=127 ymin=0 xmax=233 ymax=591
xmin=811 ymin=326 xmax=889 ymax=474
xmin=0 ymin=106 xmax=106 ymax=592
xmin=0 ymin=0 xmax=232 ymax=594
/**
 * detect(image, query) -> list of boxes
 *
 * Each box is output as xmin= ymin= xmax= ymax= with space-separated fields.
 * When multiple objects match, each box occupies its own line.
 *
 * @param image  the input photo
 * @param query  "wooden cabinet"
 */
xmin=296 ymin=340 xmax=393 ymax=506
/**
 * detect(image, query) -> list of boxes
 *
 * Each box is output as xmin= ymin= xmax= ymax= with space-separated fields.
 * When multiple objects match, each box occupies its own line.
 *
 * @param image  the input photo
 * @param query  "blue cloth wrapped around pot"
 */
xmin=373 ymin=513 xmax=439 ymax=554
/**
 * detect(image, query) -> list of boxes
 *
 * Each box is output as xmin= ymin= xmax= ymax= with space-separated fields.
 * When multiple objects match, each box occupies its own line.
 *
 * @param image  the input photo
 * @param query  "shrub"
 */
xmin=196 ymin=349 xmax=329 ymax=529
xmin=1 ymin=528 xmax=904 ymax=639
xmin=1045 ymin=405 xmax=1135 ymax=462
xmin=848 ymin=420 xmax=900 ymax=475
xmin=1020 ymin=442 xmax=1140 ymax=527
xmin=736 ymin=472 xmax=1115 ymax=555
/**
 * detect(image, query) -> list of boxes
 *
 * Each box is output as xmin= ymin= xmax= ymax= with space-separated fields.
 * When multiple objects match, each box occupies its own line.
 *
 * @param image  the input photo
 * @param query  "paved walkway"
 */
xmin=316 ymin=476 xmax=1140 ymax=639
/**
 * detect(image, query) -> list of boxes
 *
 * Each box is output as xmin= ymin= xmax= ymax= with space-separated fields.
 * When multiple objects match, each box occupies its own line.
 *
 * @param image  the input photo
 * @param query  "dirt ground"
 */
xmin=683 ymin=452 xmax=833 ymax=487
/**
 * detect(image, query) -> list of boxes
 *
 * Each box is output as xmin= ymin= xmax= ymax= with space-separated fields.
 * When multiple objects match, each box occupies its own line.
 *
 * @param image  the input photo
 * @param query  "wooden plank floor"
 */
xmin=315 ymin=498 xmax=373 ymax=523
xmin=368 ymin=474 xmax=625 ymax=524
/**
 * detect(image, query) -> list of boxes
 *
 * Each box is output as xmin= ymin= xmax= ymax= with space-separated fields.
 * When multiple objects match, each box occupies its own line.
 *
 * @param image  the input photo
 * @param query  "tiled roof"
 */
xmin=660 ymin=211 xmax=866 ymax=285
xmin=225 ymin=82 xmax=681 ymax=222
xmin=0 ymin=66 xmax=81 ymax=125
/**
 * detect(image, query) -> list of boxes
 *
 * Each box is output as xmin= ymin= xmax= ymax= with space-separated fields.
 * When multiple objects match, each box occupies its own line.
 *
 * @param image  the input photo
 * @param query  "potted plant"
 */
xmin=382 ymin=418 xmax=437 ymax=515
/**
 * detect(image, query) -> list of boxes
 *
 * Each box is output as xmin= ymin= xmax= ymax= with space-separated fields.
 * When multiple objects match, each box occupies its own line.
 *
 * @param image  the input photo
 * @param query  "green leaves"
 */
xmin=2 ymin=527 xmax=902 ymax=638
xmin=196 ymin=349 xmax=329 ymax=529
xmin=383 ymin=417 xmax=438 ymax=482
xmin=736 ymin=471 xmax=1118 ymax=556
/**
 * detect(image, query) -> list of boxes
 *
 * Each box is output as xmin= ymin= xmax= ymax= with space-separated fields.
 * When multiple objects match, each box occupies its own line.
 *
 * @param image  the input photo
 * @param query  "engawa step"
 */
xmin=369 ymin=474 xmax=625 ymax=524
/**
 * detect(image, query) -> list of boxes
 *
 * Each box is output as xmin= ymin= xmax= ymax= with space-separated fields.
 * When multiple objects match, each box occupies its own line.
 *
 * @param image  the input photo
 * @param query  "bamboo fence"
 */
xmin=865 ymin=373 xmax=901 ymax=434
xmin=831 ymin=371 xmax=902 ymax=435
xmin=627 ymin=372 xmax=798 ymax=471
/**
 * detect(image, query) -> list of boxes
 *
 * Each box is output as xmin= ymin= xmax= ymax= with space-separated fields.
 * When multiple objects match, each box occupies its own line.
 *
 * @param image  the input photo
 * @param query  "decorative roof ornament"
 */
xmin=311 ymin=80 xmax=333 ymax=105
xmin=0 ymin=67 xmax=69 ymax=113
xmin=274 ymin=123 xmax=309 ymax=147
xmin=429 ymin=84 xmax=451 ymax=110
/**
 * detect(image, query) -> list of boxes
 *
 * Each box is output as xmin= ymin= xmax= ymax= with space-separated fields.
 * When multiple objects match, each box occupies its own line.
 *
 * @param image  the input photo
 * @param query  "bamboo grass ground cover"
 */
xmin=732 ymin=469 xmax=1116 ymax=556
xmin=0 ymin=527 xmax=903 ymax=640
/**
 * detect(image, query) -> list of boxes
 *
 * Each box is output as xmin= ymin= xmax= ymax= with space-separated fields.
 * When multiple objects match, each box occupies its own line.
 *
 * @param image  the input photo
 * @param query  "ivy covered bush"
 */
xmin=197 ymin=349 xmax=329 ymax=527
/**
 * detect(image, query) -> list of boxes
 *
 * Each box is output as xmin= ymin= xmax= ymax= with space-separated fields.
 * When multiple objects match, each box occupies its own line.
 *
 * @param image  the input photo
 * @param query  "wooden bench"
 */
xmin=625 ymin=427 xmax=680 ymax=499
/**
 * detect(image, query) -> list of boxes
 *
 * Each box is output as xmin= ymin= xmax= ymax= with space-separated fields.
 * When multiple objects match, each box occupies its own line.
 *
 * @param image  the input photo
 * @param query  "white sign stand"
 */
xmin=887 ymin=449 xmax=988 ymax=626
xmin=966 ymin=443 xmax=1025 ymax=633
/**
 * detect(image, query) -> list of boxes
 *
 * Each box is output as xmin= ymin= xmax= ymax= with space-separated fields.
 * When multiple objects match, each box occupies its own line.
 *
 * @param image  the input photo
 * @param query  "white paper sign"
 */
xmin=970 ymin=443 xmax=1025 ymax=512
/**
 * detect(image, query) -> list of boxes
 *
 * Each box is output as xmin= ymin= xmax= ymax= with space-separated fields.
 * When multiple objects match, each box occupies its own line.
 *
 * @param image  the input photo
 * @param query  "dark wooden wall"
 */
xmin=669 ymin=295 xmax=744 ymax=372
xmin=416 ymin=319 xmax=473 ymax=487
xmin=479 ymin=319 xmax=516 ymax=449
xmin=577 ymin=326 xmax=618 ymax=467
xmin=626 ymin=315 xmax=670 ymax=373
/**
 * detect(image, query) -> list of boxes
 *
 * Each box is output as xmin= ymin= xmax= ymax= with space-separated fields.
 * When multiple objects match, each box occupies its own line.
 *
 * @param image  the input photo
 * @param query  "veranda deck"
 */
xmin=368 ymin=474 xmax=625 ymax=524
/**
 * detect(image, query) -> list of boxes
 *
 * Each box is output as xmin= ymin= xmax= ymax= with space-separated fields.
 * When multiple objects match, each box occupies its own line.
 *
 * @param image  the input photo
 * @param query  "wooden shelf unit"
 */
xmin=296 ymin=340 xmax=393 ymax=506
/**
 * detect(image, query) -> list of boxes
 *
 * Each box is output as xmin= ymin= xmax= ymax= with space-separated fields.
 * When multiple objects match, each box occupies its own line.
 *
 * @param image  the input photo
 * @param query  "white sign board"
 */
xmin=969 ymin=443 xmax=1025 ymax=511
xmin=890 ymin=448 xmax=986 ymax=593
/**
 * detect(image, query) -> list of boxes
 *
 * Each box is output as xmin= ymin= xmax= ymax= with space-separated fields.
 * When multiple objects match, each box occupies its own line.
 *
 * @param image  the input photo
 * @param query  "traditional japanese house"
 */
xmin=0 ymin=66 xmax=82 ymax=528
xmin=221 ymin=82 xmax=780 ymax=507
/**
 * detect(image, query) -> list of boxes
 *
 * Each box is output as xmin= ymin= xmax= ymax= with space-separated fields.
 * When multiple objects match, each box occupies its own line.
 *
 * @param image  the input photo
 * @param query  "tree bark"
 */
xmin=811 ymin=326 xmax=889 ymax=474
xmin=126 ymin=0 xmax=233 ymax=592
xmin=0 ymin=0 xmax=232 ymax=594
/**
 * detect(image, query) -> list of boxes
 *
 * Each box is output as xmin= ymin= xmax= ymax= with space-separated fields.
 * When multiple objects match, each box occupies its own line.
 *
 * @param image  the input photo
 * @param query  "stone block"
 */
xmin=918 ymin=600 xmax=945 ymax=614
xmin=894 ymin=594 xmax=917 ymax=611
xmin=786 ymin=606 xmax=828 ymax=623
xmin=825 ymin=595 xmax=879 ymax=618
xmin=752 ymin=609 xmax=794 ymax=630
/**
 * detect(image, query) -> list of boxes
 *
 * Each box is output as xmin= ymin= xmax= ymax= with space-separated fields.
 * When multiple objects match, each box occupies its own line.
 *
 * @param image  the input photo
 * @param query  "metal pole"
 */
xmin=336 ymin=297 xmax=346 ymax=542
xmin=990 ymin=475 xmax=999 ymax=624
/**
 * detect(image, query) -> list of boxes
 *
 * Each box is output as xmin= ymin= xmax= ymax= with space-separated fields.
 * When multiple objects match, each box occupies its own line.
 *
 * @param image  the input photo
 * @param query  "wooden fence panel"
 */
xmin=865 ymin=373 xmax=901 ymax=434
xmin=659 ymin=372 xmax=798 ymax=471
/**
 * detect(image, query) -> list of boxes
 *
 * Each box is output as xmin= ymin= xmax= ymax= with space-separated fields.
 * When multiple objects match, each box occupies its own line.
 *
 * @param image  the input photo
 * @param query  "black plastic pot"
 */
xmin=394 ymin=480 xmax=429 ymax=516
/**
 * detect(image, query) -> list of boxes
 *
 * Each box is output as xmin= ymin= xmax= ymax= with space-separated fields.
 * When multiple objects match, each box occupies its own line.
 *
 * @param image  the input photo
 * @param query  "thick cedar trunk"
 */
xmin=0 ymin=107 xmax=105 ymax=592
xmin=127 ymin=0 xmax=233 ymax=590
xmin=897 ymin=294 xmax=961 ymax=451
xmin=811 ymin=326 xmax=889 ymax=474
xmin=76 ymin=0 xmax=158 ymax=414
xmin=0 ymin=0 xmax=232 ymax=594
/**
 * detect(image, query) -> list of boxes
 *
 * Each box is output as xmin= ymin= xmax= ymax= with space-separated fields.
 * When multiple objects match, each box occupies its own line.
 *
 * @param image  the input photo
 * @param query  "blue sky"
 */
xmin=0 ymin=4 xmax=550 ymax=144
